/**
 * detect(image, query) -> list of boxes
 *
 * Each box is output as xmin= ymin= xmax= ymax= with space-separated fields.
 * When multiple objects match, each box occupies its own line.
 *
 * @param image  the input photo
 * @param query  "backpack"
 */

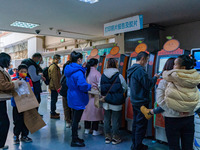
xmin=60 ymin=75 xmax=68 ymax=97
xmin=43 ymin=67 xmax=50 ymax=85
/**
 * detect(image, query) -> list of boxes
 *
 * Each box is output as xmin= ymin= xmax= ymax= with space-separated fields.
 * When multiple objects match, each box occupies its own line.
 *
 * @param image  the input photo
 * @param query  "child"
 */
xmin=141 ymin=55 xmax=200 ymax=120
xmin=11 ymin=64 xmax=33 ymax=144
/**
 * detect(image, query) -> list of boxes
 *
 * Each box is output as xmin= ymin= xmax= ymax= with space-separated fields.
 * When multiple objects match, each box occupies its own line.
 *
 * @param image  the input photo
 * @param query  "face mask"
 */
xmin=36 ymin=61 xmax=40 ymax=65
xmin=19 ymin=73 xmax=27 ymax=78
xmin=58 ymin=60 xmax=61 ymax=64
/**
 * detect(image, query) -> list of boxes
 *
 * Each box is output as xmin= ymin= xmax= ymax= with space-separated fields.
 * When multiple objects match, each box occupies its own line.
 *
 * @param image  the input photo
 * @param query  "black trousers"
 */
xmin=131 ymin=104 xmax=148 ymax=150
xmin=34 ymin=91 xmax=41 ymax=104
xmin=165 ymin=116 xmax=194 ymax=150
xmin=13 ymin=107 xmax=29 ymax=137
xmin=51 ymin=90 xmax=58 ymax=114
xmin=0 ymin=101 xmax=10 ymax=148
xmin=72 ymin=109 xmax=83 ymax=140
xmin=84 ymin=121 xmax=99 ymax=131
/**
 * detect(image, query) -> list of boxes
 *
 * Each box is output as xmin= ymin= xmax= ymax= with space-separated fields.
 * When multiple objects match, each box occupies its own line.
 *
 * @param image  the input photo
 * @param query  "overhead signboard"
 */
xmin=104 ymin=15 xmax=143 ymax=36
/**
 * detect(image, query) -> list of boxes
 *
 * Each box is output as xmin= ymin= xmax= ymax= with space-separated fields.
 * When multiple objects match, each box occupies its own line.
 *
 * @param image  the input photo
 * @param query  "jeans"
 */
xmin=72 ymin=109 xmax=83 ymax=140
xmin=165 ymin=116 xmax=194 ymax=150
xmin=84 ymin=121 xmax=99 ymax=131
xmin=131 ymin=104 xmax=148 ymax=150
xmin=0 ymin=101 xmax=10 ymax=148
xmin=51 ymin=90 xmax=58 ymax=114
xmin=153 ymin=106 xmax=164 ymax=114
xmin=62 ymin=97 xmax=72 ymax=123
xmin=13 ymin=107 xmax=29 ymax=137
xmin=104 ymin=110 xmax=122 ymax=136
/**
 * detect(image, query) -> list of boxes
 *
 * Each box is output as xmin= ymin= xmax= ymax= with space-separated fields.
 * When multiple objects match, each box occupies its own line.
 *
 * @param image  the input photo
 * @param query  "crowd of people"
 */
xmin=0 ymin=50 xmax=199 ymax=150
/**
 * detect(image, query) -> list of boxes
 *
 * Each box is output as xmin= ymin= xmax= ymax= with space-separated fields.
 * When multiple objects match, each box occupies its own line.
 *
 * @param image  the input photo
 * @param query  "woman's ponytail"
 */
xmin=86 ymin=58 xmax=98 ymax=78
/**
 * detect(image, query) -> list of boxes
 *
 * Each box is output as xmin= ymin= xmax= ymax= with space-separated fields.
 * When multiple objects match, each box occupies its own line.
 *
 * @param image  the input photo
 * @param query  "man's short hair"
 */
xmin=32 ymin=53 xmax=42 ymax=59
xmin=136 ymin=52 xmax=149 ymax=61
xmin=53 ymin=54 xmax=61 ymax=60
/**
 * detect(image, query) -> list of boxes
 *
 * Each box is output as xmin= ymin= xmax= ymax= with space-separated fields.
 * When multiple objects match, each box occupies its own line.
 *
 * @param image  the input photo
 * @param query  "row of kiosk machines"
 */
xmin=86 ymin=39 xmax=200 ymax=141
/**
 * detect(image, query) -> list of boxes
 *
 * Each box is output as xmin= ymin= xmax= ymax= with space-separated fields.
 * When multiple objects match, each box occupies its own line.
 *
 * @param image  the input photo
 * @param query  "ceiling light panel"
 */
xmin=10 ymin=21 xmax=39 ymax=29
xmin=79 ymin=0 xmax=99 ymax=4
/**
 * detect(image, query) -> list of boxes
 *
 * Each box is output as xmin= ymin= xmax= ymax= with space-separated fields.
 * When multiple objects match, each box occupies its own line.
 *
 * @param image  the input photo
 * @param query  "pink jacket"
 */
xmin=81 ymin=67 xmax=104 ymax=121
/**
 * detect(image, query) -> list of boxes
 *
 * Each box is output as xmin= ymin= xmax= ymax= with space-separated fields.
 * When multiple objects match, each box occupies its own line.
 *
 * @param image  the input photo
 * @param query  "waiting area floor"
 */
xmin=5 ymin=94 xmax=169 ymax=150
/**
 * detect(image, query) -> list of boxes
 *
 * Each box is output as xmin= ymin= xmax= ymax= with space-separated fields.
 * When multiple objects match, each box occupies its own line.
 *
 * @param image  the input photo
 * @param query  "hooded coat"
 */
xmin=64 ymin=63 xmax=91 ymax=110
xmin=163 ymin=69 xmax=200 ymax=112
xmin=127 ymin=64 xmax=157 ymax=106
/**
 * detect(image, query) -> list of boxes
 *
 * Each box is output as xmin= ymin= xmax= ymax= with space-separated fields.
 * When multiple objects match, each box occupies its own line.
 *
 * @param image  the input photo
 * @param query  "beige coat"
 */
xmin=48 ymin=63 xmax=61 ymax=90
xmin=0 ymin=66 xmax=19 ymax=101
xmin=163 ymin=69 xmax=200 ymax=112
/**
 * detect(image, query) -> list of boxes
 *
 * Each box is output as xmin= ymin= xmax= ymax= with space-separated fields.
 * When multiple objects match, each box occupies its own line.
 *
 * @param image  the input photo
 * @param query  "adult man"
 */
xmin=48 ymin=54 xmax=61 ymax=119
xmin=127 ymin=52 xmax=159 ymax=150
xmin=21 ymin=53 xmax=46 ymax=111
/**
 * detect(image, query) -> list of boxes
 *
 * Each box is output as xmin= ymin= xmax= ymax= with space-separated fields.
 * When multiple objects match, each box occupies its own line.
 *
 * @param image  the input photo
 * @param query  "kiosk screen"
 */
xmin=194 ymin=51 xmax=200 ymax=70
xmin=158 ymin=57 xmax=170 ymax=73
xmin=131 ymin=58 xmax=136 ymax=66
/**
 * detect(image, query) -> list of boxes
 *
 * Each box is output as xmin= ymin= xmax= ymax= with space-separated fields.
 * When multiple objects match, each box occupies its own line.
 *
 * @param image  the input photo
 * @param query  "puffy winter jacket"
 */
xmin=64 ymin=63 xmax=91 ymax=110
xmin=163 ymin=69 xmax=200 ymax=112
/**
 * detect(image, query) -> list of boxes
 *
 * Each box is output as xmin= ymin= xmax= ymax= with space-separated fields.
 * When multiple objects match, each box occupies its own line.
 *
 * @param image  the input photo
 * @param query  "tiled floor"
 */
xmin=5 ymin=94 xmax=169 ymax=150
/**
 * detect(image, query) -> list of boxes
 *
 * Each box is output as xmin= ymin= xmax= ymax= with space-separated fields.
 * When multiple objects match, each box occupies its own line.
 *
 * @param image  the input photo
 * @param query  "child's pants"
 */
xmin=13 ymin=107 xmax=29 ymax=137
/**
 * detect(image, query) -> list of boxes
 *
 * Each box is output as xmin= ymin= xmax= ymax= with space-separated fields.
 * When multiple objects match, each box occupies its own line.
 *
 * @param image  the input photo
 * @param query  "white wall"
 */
xmin=28 ymin=37 xmax=44 ymax=58
xmin=1 ymin=32 xmax=35 ymax=47
xmin=160 ymin=21 xmax=200 ymax=50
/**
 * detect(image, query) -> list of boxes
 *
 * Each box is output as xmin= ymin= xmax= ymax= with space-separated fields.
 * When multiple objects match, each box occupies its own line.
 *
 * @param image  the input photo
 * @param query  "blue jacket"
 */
xmin=64 ymin=63 xmax=91 ymax=110
xmin=11 ymin=76 xmax=33 ymax=107
xmin=127 ymin=64 xmax=157 ymax=106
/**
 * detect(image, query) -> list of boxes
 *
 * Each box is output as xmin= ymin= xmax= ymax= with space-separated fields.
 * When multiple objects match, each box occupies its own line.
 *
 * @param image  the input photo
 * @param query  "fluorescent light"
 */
xmin=79 ymin=0 xmax=99 ymax=4
xmin=10 ymin=21 xmax=39 ymax=29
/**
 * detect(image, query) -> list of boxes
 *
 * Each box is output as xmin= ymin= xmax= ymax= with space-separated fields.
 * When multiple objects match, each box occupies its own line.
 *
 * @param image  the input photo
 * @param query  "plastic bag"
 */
xmin=15 ymin=80 xmax=30 ymax=96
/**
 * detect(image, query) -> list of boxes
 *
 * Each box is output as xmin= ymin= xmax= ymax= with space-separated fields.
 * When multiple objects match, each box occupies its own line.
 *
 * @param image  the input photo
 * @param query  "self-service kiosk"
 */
xmin=155 ymin=39 xmax=190 ymax=143
xmin=125 ymin=42 xmax=156 ymax=137
xmin=87 ymin=48 xmax=105 ymax=74
xmin=104 ymin=46 xmax=129 ymax=127
xmin=191 ymin=49 xmax=200 ymax=150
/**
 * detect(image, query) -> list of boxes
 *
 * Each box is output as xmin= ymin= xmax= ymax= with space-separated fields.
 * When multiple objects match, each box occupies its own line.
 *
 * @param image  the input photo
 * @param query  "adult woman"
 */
xmin=0 ymin=53 xmax=21 ymax=149
xmin=64 ymin=51 xmax=91 ymax=147
xmin=60 ymin=61 xmax=72 ymax=128
xmin=156 ymin=56 xmax=200 ymax=150
xmin=81 ymin=58 xmax=104 ymax=136
xmin=100 ymin=58 xmax=127 ymax=145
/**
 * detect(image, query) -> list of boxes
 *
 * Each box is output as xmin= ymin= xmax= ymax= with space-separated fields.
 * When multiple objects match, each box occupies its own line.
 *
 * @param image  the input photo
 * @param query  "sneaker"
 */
xmin=20 ymin=136 xmax=33 ymax=143
xmin=92 ymin=130 xmax=102 ymax=136
xmin=50 ymin=114 xmax=60 ymax=119
xmin=84 ymin=129 xmax=90 ymax=134
xmin=0 ymin=145 xmax=9 ymax=149
xmin=13 ymin=136 xmax=20 ymax=145
xmin=112 ymin=135 xmax=122 ymax=145
xmin=66 ymin=122 xmax=71 ymax=128
xmin=105 ymin=134 xmax=112 ymax=144
xmin=140 ymin=106 xmax=153 ymax=120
